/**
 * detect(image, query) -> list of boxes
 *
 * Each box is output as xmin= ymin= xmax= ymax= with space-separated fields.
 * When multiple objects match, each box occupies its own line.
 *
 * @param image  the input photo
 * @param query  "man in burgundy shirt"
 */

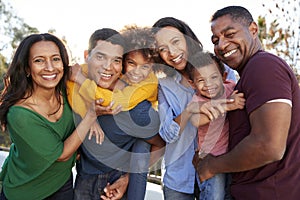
xmin=193 ymin=6 xmax=300 ymax=199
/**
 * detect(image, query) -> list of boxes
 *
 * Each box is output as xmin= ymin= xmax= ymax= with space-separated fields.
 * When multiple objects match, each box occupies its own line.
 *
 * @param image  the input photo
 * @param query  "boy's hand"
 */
xmin=200 ymin=99 xmax=234 ymax=120
xmin=227 ymin=90 xmax=245 ymax=111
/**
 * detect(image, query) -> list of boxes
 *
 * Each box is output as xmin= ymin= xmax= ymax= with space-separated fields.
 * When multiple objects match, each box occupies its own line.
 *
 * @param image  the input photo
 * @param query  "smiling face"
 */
xmin=191 ymin=63 xmax=225 ymax=99
xmin=211 ymin=15 xmax=257 ymax=71
xmin=124 ymin=51 xmax=153 ymax=84
xmin=86 ymin=40 xmax=123 ymax=90
xmin=29 ymin=41 xmax=64 ymax=91
xmin=155 ymin=26 xmax=188 ymax=71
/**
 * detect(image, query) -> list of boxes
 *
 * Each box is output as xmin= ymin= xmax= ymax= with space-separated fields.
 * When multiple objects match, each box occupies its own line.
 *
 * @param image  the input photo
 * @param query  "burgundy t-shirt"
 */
xmin=228 ymin=51 xmax=300 ymax=199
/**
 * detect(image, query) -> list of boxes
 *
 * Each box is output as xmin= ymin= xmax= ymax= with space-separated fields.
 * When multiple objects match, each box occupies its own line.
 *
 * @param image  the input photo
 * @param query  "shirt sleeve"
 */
xmin=157 ymin=84 xmax=181 ymax=143
xmin=242 ymin=54 xmax=293 ymax=114
xmin=112 ymin=72 xmax=158 ymax=111
xmin=67 ymin=80 xmax=90 ymax=118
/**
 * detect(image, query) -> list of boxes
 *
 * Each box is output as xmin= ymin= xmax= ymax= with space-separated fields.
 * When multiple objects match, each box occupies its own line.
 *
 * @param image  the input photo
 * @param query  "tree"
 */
xmin=0 ymin=0 xmax=39 ymax=147
xmin=0 ymin=0 xmax=39 ymax=87
xmin=258 ymin=0 xmax=300 ymax=78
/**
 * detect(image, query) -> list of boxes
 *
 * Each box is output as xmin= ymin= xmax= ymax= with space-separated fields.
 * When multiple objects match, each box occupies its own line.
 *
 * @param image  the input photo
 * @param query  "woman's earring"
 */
xmin=26 ymin=73 xmax=30 ymax=77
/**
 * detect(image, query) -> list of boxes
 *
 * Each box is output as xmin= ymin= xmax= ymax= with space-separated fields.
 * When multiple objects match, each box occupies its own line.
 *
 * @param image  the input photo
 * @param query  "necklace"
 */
xmin=28 ymin=94 xmax=63 ymax=119
xmin=47 ymin=103 xmax=62 ymax=117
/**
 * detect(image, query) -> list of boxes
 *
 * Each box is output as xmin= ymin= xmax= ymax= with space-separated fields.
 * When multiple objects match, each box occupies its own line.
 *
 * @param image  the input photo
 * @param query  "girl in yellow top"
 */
xmin=67 ymin=63 xmax=158 ymax=117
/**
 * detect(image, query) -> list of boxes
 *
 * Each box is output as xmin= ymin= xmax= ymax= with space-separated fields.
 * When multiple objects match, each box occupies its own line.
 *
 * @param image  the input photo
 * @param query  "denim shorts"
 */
xmin=74 ymin=170 xmax=126 ymax=200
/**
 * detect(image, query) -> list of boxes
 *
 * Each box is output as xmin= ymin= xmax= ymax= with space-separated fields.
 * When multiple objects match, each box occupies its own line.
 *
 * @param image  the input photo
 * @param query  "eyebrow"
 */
xmin=212 ymin=25 xmax=236 ymax=39
xmin=115 ymin=56 xmax=123 ymax=60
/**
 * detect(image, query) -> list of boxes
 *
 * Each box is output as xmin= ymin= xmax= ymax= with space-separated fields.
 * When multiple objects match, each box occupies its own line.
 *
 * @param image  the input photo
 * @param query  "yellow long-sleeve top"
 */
xmin=67 ymin=64 xmax=158 ymax=118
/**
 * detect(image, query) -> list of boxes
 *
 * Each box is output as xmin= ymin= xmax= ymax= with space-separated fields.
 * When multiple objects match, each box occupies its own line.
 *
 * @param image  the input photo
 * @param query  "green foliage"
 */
xmin=0 ymin=130 xmax=11 ymax=147
xmin=0 ymin=54 xmax=7 ymax=91
xmin=0 ymin=0 xmax=39 ymax=86
xmin=0 ymin=0 xmax=39 ymax=51
xmin=0 ymin=0 xmax=39 ymax=148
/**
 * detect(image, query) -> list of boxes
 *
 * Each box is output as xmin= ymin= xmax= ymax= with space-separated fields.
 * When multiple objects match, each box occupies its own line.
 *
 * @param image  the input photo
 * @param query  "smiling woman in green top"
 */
xmin=0 ymin=33 xmax=102 ymax=200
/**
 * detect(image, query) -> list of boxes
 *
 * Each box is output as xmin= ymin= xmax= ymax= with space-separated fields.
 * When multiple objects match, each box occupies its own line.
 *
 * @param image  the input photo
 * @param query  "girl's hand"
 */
xmin=69 ymin=63 xmax=86 ymax=84
xmin=94 ymin=99 xmax=122 ymax=116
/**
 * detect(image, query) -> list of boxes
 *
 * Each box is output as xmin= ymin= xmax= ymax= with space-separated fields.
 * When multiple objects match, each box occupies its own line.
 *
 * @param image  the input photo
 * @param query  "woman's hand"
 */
xmin=88 ymin=121 xmax=105 ymax=144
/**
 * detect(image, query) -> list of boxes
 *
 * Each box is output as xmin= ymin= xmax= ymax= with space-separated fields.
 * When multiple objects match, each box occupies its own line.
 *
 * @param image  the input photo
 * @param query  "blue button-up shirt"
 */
xmin=158 ymin=72 xmax=198 ymax=194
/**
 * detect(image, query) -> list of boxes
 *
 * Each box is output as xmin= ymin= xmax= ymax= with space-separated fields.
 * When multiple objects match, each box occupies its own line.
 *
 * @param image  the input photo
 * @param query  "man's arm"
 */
xmin=194 ymin=102 xmax=291 ymax=181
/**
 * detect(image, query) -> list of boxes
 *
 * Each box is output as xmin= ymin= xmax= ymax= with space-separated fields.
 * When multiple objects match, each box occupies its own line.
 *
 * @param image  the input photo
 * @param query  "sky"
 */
xmin=8 ymin=0 xmax=265 ymax=63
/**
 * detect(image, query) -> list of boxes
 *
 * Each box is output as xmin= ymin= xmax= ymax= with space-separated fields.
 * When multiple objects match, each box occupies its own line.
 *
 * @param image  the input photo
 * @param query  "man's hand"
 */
xmin=101 ymin=174 xmax=129 ymax=200
xmin=192 ymin=151 xmax=215 ymax=182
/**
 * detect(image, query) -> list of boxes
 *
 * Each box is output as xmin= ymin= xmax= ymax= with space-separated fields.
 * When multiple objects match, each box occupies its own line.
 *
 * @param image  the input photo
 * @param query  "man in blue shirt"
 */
xmin=72 ymin=28 xmax=162 ymax=200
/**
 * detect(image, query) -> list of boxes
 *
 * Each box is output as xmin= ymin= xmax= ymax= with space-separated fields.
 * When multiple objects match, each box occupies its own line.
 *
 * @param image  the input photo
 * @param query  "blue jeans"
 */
xmin=74 ymin=170 xmax=126 ymax=200
xmin=199 ymin=173 xmax=226 ymax=200
xmin=127 ymin=139 xmax=151 ymax=200
xmin=163 ymin=186 xmax=197 ymax=200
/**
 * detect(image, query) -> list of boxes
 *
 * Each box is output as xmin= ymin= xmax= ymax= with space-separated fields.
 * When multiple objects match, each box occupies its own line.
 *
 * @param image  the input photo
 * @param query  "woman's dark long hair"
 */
xmin=0 ymin=33 xmax=70 ymax=127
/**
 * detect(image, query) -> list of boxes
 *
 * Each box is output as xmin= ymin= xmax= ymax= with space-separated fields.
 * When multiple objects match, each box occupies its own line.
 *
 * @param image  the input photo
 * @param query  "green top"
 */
xmin=0 ymin=96 xmax=76 ymax=200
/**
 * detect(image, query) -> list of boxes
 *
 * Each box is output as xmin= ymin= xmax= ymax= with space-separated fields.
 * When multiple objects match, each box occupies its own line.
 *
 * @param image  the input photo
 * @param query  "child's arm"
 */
xmin=70 ymin=64 xmax=100 ymax=104
xmin=67 ymin=64 xmax=98 ymax=118
xmin=69 ymin=63 xmax=87 ymax=85
xmin=190 ymin=113 xmax=211 ymax=128
xmin=69 ymin=63 xmax=114 ymax=107
xmin=189 ymin=93 xmax=245 ymax=128
xmin=111 ymin=72 xmax=158 ymax=111
xmin=226 ymin=90 xmax=245 ymax=111
xmin=68 ymin=64 xmax=106 ymax=144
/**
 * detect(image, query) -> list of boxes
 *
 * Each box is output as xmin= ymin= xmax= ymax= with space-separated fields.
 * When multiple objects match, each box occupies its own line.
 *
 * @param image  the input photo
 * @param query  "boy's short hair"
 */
xmin=186 ymin=51 xmax=225 ymax=80
xmin=88 ymin=28 xmax=125 ymax=54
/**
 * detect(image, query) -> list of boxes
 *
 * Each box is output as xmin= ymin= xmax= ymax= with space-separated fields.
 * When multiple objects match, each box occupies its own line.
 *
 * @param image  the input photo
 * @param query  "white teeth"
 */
xmin=42 ymin=74 xmax=56 ymax=79
xmin=208 ymin=89 xmax=216 ymax=93
xmin=224 ymin=49 xmax=237 ymax=58
xmin=172 ymin=54 xmax=183 ymax=63
xmin=128 ymin=74 xmax=141 ymax=82
xmin=101 ymin=73 xmax=112 ymax=78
